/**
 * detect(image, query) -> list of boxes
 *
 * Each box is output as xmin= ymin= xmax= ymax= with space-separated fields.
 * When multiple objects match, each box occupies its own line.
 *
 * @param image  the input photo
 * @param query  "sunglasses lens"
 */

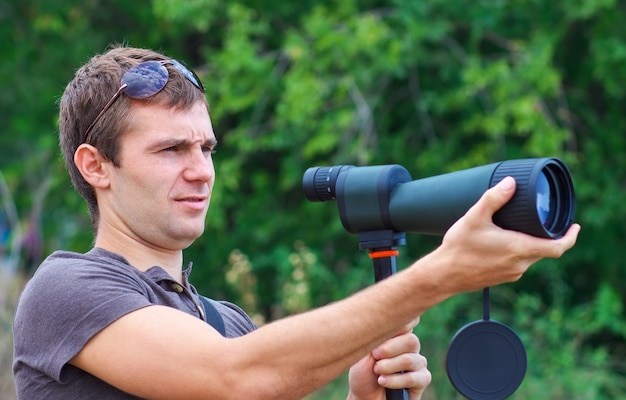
xmin=121 ymin=61 xmax=169 ymax=99
xmin=170 ymin=59 xmax=205 ymax=92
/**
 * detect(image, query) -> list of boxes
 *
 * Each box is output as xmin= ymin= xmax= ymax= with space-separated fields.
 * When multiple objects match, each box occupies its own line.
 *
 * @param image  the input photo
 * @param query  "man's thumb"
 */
xmin=483 ymin=176 xmax=516 ymax=213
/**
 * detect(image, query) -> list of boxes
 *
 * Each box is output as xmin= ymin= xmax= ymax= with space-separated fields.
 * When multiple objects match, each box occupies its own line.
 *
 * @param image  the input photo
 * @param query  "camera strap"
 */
xmin=199 ymin=296 xmax=227 ymax=336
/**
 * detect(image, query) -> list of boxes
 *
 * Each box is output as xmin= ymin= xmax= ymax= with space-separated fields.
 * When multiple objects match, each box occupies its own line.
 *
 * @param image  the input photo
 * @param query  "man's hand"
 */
xmin=347 ymin=318 xmax=431 ymax=400
xmin=432 ymin=176 xmax=581 ymax=294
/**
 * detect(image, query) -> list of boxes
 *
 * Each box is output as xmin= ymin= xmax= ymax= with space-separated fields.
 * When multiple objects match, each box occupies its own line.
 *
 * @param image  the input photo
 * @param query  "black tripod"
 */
xmin=358 ymin=229 xmax=409 ymax=400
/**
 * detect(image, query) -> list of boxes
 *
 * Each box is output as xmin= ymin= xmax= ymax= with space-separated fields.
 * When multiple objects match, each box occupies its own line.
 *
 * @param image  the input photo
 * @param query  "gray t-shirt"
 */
xmin=13 ymin=247 xmax=257 ymax=399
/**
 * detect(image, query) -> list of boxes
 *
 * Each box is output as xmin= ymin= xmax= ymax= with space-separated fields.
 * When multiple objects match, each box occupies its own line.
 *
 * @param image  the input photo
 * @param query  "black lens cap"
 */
xmin=446 ymin=319 xmax=527 ymax=400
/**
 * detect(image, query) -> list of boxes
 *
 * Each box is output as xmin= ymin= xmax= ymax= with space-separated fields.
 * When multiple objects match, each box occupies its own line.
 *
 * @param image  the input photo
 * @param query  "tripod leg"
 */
xmin=386 ymin=387 xmax=409 ymax=400
xmin=371 ymin=254 xmax=409 ymax=400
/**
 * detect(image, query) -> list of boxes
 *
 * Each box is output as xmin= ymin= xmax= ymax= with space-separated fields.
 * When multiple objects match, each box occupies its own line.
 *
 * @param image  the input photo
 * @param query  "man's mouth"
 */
xmin=176 ymin=195 xmax=209 ymax=209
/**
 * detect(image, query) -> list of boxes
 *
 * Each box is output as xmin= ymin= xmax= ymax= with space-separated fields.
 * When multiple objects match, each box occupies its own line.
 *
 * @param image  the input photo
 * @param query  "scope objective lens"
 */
xmin=536 ymin=171 xmax=551 ymax=227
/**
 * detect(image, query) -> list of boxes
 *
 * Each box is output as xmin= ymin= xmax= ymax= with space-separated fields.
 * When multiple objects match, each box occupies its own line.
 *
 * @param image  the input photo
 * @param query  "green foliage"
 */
xmin=3 ymin=0 xmax=626 ymax=397
xmin=0 ymin=271 xmax=24 ymax=400
xmin=511 ymin=284 xmax=626 ymax=399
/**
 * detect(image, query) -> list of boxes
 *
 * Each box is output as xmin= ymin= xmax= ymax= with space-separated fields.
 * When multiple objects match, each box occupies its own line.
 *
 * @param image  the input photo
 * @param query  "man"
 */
xmin=13 ymin=45 xmax=580 ymax=399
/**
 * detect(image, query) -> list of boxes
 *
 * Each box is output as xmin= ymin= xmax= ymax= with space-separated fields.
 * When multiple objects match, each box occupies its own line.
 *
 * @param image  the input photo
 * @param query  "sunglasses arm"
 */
xmin=84 ymin=83 xmax=129 ymax=143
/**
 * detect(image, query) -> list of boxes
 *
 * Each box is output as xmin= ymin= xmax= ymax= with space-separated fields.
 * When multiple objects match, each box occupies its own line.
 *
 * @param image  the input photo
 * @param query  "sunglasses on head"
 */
xmin=84 ymin=59 xmax=205 ymax=142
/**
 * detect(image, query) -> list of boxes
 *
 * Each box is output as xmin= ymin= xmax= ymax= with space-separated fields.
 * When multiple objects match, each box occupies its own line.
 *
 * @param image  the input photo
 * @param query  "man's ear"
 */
xmin=74 ymin=144 xmax=111 ymax=189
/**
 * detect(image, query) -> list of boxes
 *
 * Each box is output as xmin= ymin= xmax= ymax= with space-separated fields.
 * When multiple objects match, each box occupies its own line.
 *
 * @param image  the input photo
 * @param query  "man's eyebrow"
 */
xmin=147 ymin=137 xmax=218 ymax=150
xmin=147 ymin=138 xmax=190 ymax=150
xmin=204 ymin=138 xmax=218 ymax=148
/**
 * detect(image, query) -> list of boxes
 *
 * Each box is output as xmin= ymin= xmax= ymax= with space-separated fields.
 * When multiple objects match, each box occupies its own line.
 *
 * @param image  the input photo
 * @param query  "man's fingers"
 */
xmin=376 ymin=352 xmax=431 ymax=393
xmin=372 ymin=332 xmax=420 ymax=362
xmin=377 ymin=367 xmax=432 ymax=391
xmin=399 ymin=316 xmax=421 ymax=335
xmin=545 ymin=223 xmax=581 ymax=258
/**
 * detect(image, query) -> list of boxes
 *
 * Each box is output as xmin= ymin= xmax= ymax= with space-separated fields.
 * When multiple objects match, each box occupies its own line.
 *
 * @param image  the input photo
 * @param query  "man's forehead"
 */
xmin=118 ymin=102 xmax=215 ymax=147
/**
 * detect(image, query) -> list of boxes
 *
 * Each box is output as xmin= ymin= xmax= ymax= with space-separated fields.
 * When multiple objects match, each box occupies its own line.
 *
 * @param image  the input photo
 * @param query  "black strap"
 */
xmin=199 ymin=296 xmax=227 ymax=336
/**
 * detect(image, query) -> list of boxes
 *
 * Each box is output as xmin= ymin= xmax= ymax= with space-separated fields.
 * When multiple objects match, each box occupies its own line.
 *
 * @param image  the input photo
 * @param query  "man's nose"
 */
xmin=184 ymin=147 xmax=214 ymax=182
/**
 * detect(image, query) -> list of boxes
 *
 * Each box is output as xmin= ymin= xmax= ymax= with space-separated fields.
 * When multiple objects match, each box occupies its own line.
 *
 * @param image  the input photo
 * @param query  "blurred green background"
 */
xmin=2 ymin=0 xmax=626 ymax=398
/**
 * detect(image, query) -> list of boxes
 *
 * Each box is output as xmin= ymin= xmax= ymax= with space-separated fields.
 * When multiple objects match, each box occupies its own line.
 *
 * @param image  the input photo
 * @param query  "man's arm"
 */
xmin=71 ymin=177 xmax=580 ymax=399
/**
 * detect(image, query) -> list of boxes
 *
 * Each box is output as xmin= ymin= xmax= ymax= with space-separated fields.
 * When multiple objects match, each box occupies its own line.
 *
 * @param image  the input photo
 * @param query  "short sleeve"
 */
xmin=13 ymin=252 xmax=153 ymax=383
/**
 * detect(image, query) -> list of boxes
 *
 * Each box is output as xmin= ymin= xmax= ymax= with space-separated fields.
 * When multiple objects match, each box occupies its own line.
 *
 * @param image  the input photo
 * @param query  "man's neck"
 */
xmin=94 ymin=233 xmax=184 ymax=283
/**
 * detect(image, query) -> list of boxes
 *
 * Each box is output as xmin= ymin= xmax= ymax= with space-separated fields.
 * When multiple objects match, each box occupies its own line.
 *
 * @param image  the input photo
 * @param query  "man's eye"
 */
xmin=202 ymin=146 xmax=216 ymax=154
xmin=164 ymin=146 xmax=178 ymax=152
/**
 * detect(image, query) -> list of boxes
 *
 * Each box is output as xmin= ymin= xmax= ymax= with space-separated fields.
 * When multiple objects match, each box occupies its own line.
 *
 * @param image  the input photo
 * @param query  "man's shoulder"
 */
xmin=34 ymin=248 xmax=131 ymax=276
xmin=28 ymin=250 xmax=90 ymax=281
xmin=44 ymin=247 xmax=129 ymax=264
xmin=22 ymin=248 xmax=139 ymax=302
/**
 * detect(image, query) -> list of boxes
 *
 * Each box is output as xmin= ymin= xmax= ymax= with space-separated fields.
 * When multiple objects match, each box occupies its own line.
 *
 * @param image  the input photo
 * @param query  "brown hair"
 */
xmin=59 ymin=45 xmax=207 ymax=228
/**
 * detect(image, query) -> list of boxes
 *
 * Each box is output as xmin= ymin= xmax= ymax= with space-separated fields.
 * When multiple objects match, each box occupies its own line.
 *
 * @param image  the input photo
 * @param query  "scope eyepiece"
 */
xmin=302 ymin=165 xmax=354 ymax=202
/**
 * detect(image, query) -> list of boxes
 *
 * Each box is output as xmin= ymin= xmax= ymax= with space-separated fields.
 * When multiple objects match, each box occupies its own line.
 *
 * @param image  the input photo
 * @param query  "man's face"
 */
xmin=99 ymin=101 xmax=217 ymax=251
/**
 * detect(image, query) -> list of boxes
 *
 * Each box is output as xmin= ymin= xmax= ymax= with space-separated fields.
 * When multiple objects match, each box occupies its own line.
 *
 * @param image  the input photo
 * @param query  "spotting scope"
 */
xmin=303 ymin=158 xmax=575 ymax=239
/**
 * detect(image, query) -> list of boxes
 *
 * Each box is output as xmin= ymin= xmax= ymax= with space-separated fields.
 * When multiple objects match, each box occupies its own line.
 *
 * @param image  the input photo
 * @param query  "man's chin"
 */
xmin=158 ymin=226 xmax=205 ymax=251
xmin=180 ymin=228 xmax=205 ymax=249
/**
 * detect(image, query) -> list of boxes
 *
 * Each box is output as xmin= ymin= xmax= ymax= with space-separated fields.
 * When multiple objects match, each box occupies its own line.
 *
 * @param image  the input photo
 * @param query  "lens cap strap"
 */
xmin=483 ymin=287 xmax=491 ymax=320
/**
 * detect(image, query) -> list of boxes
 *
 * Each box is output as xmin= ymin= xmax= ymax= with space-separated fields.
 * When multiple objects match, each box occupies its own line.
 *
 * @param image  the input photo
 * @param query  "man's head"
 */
xmin=59 ymin=45 xmax=208 ymax=228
